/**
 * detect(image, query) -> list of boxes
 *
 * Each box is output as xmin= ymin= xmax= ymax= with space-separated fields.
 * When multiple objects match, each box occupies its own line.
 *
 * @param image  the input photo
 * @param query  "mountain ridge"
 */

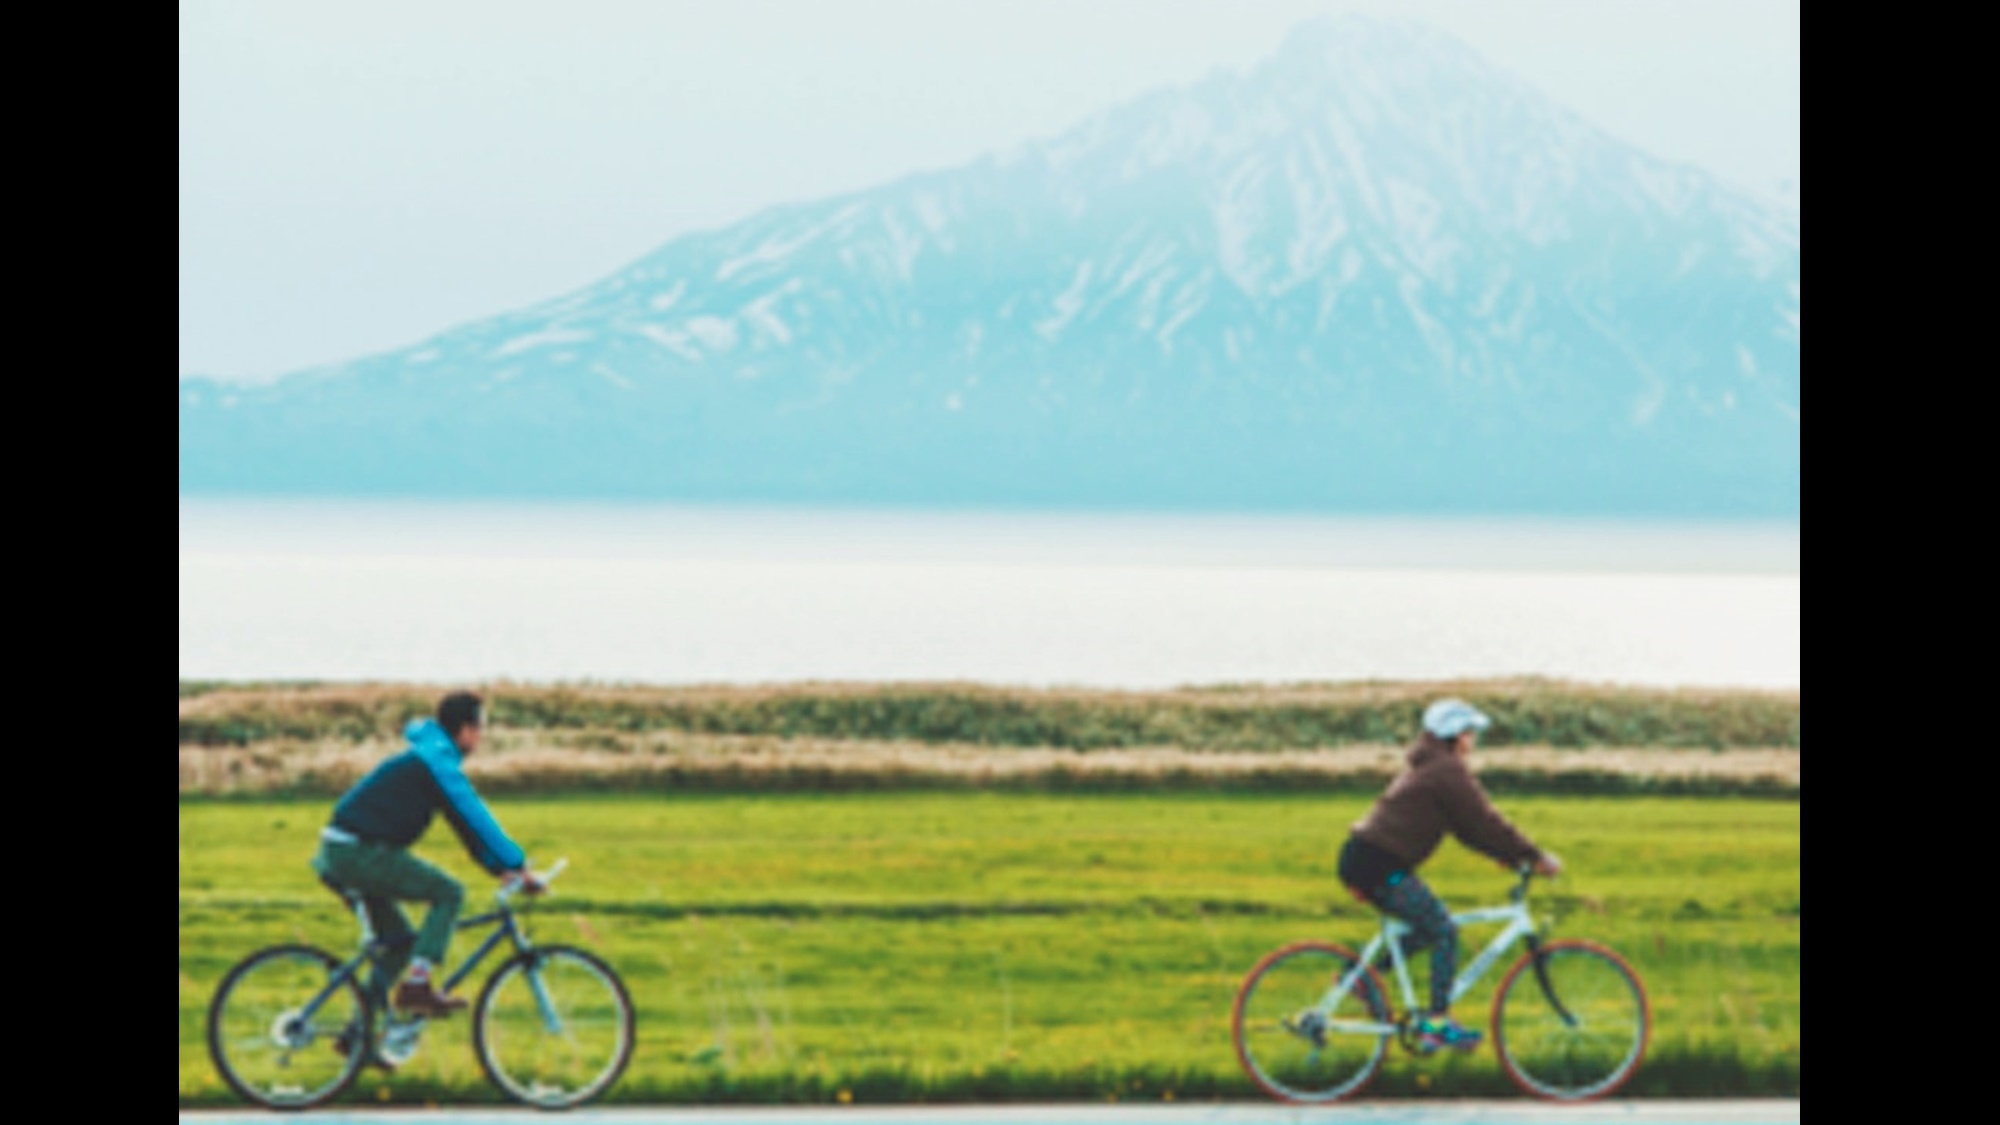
xmin=180 ymin=15 xmax=1800 ymax=515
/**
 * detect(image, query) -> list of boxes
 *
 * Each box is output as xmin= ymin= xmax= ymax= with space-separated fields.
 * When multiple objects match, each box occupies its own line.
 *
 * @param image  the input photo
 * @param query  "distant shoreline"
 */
xmin=179 ymin=498 xmax=1802 ymax=574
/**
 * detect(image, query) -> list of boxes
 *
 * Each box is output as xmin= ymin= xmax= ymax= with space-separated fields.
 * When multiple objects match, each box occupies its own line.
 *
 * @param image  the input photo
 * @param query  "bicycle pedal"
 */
xmin=379 ymin=1021 xmax=425 ymax=1067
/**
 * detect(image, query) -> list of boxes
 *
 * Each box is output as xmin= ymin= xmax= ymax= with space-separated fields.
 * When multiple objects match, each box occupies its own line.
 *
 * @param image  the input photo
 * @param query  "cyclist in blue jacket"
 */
xmin=310 ymin=691 xmax=541 ymax=1026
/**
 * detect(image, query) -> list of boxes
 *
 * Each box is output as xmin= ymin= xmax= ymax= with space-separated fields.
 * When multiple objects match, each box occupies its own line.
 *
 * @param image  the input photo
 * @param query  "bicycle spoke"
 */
xmin=476 ymin=947 xmax=632 ymax=1108
xmin=1495 ymin=945 xmax=1647 ymax=1100
xmin=1233 ymin=945 xmax=1389 ymax=1104
xmin=208 ymin=947 xmax=367 ymax=1110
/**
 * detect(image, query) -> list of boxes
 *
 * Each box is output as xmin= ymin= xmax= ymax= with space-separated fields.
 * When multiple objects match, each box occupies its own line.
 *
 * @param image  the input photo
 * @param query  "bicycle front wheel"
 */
xmin=1492 ymin=939 xmax=1651 ymax=1101
xmin=206 ymin=944 xmax=368 ymax=1110
xmin=474 ymin=944 xmax=634 ymax=1108
xmin=1231 ymin=940 xmax=1391 ymax=1104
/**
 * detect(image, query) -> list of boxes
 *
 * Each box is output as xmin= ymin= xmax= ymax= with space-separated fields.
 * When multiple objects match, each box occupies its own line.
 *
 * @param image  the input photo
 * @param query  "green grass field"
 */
xmin=178 ymin=792 xmax=1798 ymax=1105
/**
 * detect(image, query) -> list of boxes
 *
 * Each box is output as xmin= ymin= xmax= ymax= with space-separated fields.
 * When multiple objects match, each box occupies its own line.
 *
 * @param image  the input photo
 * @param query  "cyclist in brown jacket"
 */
xmin=1339 ymin=699 xmax=1562 ymax=1054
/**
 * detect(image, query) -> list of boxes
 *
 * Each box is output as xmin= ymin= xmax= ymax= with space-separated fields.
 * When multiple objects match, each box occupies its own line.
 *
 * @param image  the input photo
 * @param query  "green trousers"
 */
xmin=311 ymin=838 xmax=465 ymax=1003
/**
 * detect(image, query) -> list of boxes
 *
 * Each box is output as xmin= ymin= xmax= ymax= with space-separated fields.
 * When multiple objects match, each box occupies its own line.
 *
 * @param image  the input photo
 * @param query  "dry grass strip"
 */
xmin=178 ymin=678 xmax=1801 ymax=754
xmin=180 ymin=729 xmax=1800 ymax=798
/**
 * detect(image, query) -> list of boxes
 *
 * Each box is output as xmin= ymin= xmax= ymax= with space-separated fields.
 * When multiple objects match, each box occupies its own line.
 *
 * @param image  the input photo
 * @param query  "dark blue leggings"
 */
xmin=1370 ymin=872 xmax=1458 ymax=1015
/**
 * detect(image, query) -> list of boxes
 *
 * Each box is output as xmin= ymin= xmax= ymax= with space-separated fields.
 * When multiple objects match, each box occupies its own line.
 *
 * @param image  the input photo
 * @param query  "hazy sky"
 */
xmin=179 ymin=0 xmax=1801 ymax=381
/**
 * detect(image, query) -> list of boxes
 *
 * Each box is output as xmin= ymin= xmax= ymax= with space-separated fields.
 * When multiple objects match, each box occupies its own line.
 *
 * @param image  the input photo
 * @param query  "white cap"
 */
xmin=1422 ymin=698 xmax=1492 ymax=739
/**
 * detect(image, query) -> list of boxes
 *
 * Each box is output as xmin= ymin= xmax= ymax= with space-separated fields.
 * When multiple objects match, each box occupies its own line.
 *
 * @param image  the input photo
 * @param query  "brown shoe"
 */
xmin=392 ymin=979 xmax=467 ymax=1018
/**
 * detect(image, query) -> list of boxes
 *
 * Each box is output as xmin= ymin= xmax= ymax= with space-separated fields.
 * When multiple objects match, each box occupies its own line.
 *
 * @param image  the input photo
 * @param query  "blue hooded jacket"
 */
xmin=327 ymin=719 xmax=526 ymax=874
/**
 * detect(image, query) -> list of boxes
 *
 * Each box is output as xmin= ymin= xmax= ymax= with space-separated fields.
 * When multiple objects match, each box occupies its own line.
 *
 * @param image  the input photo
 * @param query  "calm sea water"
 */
xmin=178 ymin=501 xmax=1800 ymax=688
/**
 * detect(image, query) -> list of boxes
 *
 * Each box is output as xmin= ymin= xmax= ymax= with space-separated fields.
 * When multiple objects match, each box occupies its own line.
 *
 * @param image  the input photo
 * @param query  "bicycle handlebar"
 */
xmin=1509 ymin=862 xmax=1536 ymax=903
xmin=497 ymin=857 xmax=569 ymax=904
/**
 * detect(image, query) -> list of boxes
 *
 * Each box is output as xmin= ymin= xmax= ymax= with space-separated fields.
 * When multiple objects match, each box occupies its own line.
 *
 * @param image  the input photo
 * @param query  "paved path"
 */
xmin=179 ymin=1101 xmax=1800 ymax=1125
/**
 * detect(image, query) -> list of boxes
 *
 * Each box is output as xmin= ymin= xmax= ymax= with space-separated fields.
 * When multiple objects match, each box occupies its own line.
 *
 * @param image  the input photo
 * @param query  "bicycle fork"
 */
xmin=524 ymin=953 xmax=564 ymax=1034
xmin=1522 ymin=937 xmax=1579 ymax=1029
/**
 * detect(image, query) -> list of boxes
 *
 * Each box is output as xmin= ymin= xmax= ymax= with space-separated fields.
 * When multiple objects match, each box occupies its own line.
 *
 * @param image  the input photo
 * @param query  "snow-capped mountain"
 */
xmin=179 ymin=16 xmax=1800 ymax=513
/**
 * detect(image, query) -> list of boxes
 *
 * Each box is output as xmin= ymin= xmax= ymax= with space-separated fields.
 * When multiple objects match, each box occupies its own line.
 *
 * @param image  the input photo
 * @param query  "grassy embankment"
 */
xmin=179 ymin=680 xmax=1800 ymax=798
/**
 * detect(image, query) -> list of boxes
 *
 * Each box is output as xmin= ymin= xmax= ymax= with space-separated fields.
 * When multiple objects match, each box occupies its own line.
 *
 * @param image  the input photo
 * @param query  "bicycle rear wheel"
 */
xmin=206 ymin=944 xmax=369 ymax=1109
xmin=1231 ymin=940 xmax=1391 ymax=1104
xmin=473 ymin=944 xmax=634 ymax=1108
xmin=1491 ymin=939 xmax=1651 ymax=1100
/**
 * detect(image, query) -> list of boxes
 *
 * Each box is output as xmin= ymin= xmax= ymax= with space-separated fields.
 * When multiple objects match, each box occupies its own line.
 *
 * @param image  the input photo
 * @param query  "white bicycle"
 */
xmin=1231 ymin=865 xmax=1650 ymax=1102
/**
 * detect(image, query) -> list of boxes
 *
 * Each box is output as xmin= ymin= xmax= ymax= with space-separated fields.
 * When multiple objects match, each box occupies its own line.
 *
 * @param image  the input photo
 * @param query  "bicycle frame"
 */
xmin=1316 ymin=893 xmax=1542 ymax=1036
xmin=284 ymin=894 xmax=541 ymax=1035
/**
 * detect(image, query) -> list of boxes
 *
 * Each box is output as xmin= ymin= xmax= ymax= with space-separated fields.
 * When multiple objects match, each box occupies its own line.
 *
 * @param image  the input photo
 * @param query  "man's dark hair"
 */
xmin=437 ymin=691 xmax=485 ymax=737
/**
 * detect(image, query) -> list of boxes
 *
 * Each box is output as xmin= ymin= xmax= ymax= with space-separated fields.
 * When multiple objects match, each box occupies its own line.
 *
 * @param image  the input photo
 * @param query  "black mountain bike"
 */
xmin=206 ymin=859 xmax=634 ymax=1110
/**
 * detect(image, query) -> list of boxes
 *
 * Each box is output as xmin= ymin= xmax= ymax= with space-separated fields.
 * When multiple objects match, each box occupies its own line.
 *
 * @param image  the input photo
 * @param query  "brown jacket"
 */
xmin=1351 ymin=736 xmax=1541 ymax=870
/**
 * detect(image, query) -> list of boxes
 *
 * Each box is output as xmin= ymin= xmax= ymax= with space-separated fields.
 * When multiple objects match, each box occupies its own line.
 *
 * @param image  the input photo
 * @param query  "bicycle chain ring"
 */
xmin=1393 ymin=1012 xmax=1426 ymax=1055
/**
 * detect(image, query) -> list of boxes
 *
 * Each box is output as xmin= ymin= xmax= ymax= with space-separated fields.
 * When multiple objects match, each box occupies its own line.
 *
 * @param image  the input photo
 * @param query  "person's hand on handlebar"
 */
xmin=503 ymin=868 xmax=547 ymax=896
xmin=1532 ymin=851 xmax=1563 ymax=879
